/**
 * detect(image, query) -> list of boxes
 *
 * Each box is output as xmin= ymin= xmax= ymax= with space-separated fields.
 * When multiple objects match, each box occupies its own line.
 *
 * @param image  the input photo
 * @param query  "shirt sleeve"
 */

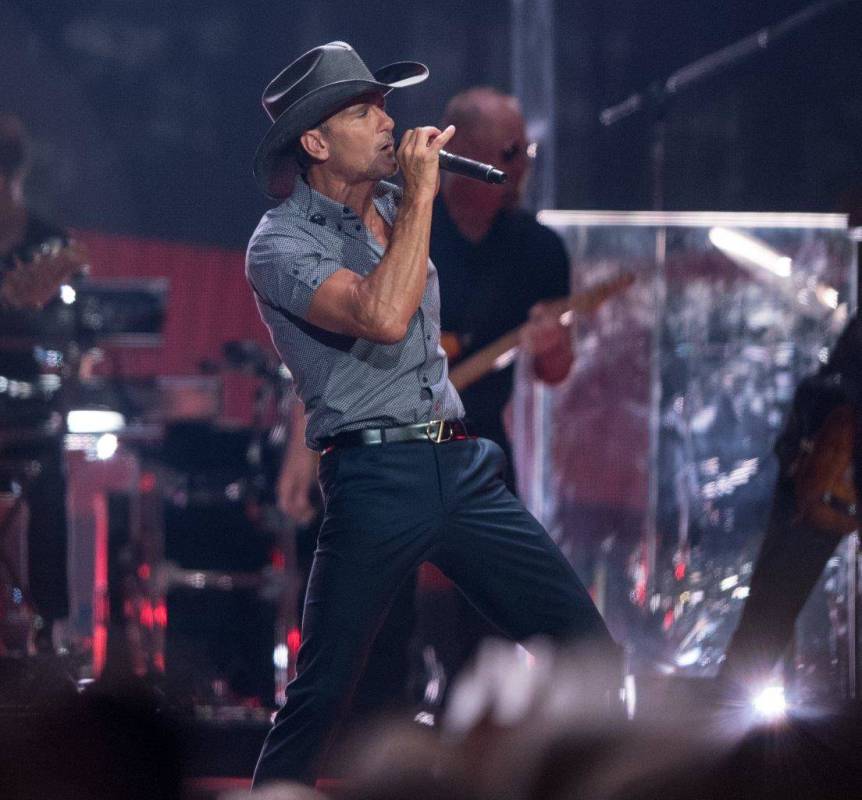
xmin=245 ymin=229 xmax=342 ymax=321
xmin=530 ymin=223 xmax=570 ymax=303
xmin=544 ymin=227 xmax=571 ymax=298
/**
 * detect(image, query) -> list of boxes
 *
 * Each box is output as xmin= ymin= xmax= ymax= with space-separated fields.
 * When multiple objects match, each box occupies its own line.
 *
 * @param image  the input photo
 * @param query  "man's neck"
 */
xmin=306 ymin=169 xmax=377 ymax=223
xmin=441 ymin=183 xmax=500 ymax=244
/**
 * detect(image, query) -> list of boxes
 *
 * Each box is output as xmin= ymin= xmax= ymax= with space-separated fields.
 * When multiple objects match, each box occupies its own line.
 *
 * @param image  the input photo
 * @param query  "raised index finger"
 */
xmin=428 ymin=124 xmax=456 ymax=151
xmin=407 ymin=125 xmax=440 ymax=151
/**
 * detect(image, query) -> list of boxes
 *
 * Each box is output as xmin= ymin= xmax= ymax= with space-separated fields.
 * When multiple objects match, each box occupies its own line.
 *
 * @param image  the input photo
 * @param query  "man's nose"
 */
xmin=376 ymin=107 xmax=394 ymax=131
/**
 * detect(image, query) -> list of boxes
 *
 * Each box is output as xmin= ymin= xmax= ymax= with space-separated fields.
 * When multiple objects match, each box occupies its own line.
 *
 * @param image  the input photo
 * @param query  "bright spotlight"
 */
xmin=273 ymin=643 xmax=289 ymax=670
xmin=60 ymin=284 xmax=77 ymax=304
xmin=708 ymin=227 xmax=792 ymax=278
xmin=751 ymin=684 xmax=787 ymax=722
xmin=67 ymin=409 xmax=125 ymax=433
xmin=95 ymin=433 xmax=119 ymax=461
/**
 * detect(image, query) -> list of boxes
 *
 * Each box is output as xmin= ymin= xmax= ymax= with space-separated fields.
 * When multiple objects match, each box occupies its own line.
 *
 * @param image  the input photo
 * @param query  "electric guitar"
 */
xmin=441 ymin=273 xmax=635 ymax=392
xmin=793 ymin=402 xmax=857 ymax=535
xmin=0 ymin=236 xmax=87 ymax=311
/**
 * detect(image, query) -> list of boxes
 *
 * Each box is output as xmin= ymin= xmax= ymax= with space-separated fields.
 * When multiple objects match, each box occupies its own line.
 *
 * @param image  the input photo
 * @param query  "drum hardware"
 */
xmin=102 ymin=344 xmax=301 ymax=707
xmin=234 ymin=339 xmax=302 ymax=699
xmin=0 ymin=461 xmax=45 ymax=658
xmin=153 ymin=560 xmax=291 ymax=603
xmin=2 ymin=241 xmax=172 ymax=674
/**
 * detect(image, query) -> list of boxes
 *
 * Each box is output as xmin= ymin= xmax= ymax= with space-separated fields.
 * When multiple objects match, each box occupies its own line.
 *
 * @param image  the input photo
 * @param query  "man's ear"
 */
xmin=300 ymin=129 xmax=328 ymax=162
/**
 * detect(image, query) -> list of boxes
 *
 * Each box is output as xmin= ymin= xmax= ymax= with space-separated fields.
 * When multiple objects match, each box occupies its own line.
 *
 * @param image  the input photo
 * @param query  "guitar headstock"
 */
xmin=544 ymin=273 xmax=636 ymax=321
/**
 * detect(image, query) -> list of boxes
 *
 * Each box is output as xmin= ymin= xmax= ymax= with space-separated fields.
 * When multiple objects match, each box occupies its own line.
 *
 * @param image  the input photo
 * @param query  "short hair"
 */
xmin=266 ymin=120 xmax=330 ymax=197
xmin=294 ymin=118 xmax=330 ymax=174
xmin=0 ymin=113 xmax=29 ymax=180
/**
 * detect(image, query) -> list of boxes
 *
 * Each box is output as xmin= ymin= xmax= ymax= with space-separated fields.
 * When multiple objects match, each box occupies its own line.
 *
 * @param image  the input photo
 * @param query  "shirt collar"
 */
xmin=287 ymin=175 xmax=399 ymax=228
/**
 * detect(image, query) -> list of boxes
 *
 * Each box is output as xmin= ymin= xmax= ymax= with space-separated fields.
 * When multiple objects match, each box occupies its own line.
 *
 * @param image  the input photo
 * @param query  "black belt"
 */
xmin=320 ymin=419 xmax=470 ymax=454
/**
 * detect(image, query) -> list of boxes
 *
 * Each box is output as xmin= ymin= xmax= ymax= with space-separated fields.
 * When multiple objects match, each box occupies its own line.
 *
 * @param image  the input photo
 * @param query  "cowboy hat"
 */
xmin=253 ymin=41 xmax=428 ymax=197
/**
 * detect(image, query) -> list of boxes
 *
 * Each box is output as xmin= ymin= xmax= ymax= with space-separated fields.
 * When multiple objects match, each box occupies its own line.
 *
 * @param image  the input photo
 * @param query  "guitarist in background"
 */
xmin=275 ymin=88 xmax=577 ymax=716
xmin=720 ymin=313 xmax=862 ymax=689
xmin=432 ymin=87 xmax=573 ymax=482
xmin=0 ymin=114 xmax=82 ymax=308
xmin=1 ymin=114 xmax=83 ymax=654
xmin=720 ymin=196 xmax=862 ymax=693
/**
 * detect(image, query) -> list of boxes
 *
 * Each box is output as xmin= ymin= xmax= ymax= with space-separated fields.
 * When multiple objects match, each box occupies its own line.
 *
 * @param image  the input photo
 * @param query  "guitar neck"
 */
xmin=446 ymin=273 xmax=634 ymax=394
xmin=448 ymin=327 xmax=524 ymax=392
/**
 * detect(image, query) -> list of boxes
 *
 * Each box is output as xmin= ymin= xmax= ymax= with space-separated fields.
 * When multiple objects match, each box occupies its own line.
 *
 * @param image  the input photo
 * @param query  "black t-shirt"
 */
xmin=430 ymin=197 xmax=570 ymax=449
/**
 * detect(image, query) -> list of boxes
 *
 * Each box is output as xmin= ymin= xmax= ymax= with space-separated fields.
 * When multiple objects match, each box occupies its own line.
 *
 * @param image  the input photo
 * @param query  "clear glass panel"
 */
xmin=512 ymin=211 xmax=856 ymax=691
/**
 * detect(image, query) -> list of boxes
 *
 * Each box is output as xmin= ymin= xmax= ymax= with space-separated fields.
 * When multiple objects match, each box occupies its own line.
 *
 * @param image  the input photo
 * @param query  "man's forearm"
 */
xmin=353 ymin=192 xmax=434 ymax=341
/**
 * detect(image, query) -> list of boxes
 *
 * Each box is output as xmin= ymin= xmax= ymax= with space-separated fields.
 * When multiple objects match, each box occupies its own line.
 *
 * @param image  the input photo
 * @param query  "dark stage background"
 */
xmin=2 ymin=0 xmax=861 ymax=254
xmin=2 ymin=4 xmax=862 ymax=786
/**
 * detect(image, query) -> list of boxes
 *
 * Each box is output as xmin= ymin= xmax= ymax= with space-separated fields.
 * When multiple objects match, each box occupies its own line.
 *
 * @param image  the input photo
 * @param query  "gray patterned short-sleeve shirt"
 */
xmin=246 ymin=175 xmax=464 ymax=450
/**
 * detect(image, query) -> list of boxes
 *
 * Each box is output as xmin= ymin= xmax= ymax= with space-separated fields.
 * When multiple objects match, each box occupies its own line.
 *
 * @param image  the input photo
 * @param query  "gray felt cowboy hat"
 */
xmin=253 ymin=41 xmax=428 ymax=198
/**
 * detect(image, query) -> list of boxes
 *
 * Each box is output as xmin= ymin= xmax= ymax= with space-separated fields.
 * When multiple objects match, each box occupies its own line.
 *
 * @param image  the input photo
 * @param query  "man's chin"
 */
xmin=369 ymin=166 xmax=399 ymax=183
xmin=362 ymin=153 xmax=399 ymax=182
xmin=378 ymin=153 xmax=399 ymax=179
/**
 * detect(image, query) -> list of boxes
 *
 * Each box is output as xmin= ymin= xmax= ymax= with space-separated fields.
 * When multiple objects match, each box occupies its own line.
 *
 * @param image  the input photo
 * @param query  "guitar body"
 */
xmin=793 ymin=403 xmax=857 ymax=535
xmin=439 ymin=331 xmax=463 ymax=363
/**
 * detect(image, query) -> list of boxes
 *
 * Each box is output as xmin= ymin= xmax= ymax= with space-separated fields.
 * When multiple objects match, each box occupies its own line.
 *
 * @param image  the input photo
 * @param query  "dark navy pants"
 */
xmin=252 ymin=437 xmax=614 ymax=786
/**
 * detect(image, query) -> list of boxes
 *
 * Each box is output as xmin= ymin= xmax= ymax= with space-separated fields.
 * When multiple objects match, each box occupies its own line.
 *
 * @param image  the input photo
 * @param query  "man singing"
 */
xmin=245 ymin=41 xmax=615 ymax=786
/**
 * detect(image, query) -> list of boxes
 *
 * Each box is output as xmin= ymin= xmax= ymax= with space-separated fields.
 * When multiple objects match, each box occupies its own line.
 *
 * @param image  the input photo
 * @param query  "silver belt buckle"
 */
xmin=426 ymin=419 xmax=452 ymax=444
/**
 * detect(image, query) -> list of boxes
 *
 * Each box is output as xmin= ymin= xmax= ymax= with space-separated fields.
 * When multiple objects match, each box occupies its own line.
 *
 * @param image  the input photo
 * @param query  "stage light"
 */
xmin=623 ymin=673 xmax=636 ymax=719
xmin=67 ymin=408 xmax=125 ymax=433
xmin=751 ymin=684 xmax=786 ymax=722
xmin=814 ymin=284 xmax=839 ymax=309
xmin=675 ymin=646 xmax=702 ymax=668
xmin=273 ymin=643 xmax=289 ymax=670
xmin=708 ymin=227 xmax=792 ymax=278
xmin=60 ymin=284 xmax=77 ymax=304
xmin=95 ymin=433 xmax=118 ymax=460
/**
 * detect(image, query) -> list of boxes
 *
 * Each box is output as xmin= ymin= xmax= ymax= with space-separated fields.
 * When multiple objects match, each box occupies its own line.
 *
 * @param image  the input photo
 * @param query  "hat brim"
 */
xmin=253 ymin=60 xmax=428 ymax=198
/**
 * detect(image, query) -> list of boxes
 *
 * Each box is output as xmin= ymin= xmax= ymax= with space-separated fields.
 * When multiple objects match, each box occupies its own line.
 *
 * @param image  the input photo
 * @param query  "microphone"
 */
xmin=438 ymin=150 xmax=507 ymax=184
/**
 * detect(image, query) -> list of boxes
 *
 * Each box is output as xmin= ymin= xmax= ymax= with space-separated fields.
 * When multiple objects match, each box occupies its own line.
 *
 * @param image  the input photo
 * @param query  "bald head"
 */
xmin=442 ymin=87 xmax=523 ymax=140
xmin=440 ymin=88 xmax=530 ymax=218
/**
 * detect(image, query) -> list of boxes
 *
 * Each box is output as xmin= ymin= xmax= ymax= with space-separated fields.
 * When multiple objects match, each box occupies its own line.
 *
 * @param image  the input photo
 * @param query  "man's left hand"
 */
xmin=520 ymin=301 xmax=574 ymax=385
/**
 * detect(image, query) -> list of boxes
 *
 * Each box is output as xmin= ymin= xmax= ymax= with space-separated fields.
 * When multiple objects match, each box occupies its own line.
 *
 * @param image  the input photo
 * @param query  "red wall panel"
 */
xmin=77 ymin=231 xmax=275 ymax=423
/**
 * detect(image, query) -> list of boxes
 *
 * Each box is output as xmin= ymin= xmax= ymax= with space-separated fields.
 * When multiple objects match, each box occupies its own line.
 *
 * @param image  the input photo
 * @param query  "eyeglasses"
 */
xmin=500 ymin=141 xmax=538 ymax=163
